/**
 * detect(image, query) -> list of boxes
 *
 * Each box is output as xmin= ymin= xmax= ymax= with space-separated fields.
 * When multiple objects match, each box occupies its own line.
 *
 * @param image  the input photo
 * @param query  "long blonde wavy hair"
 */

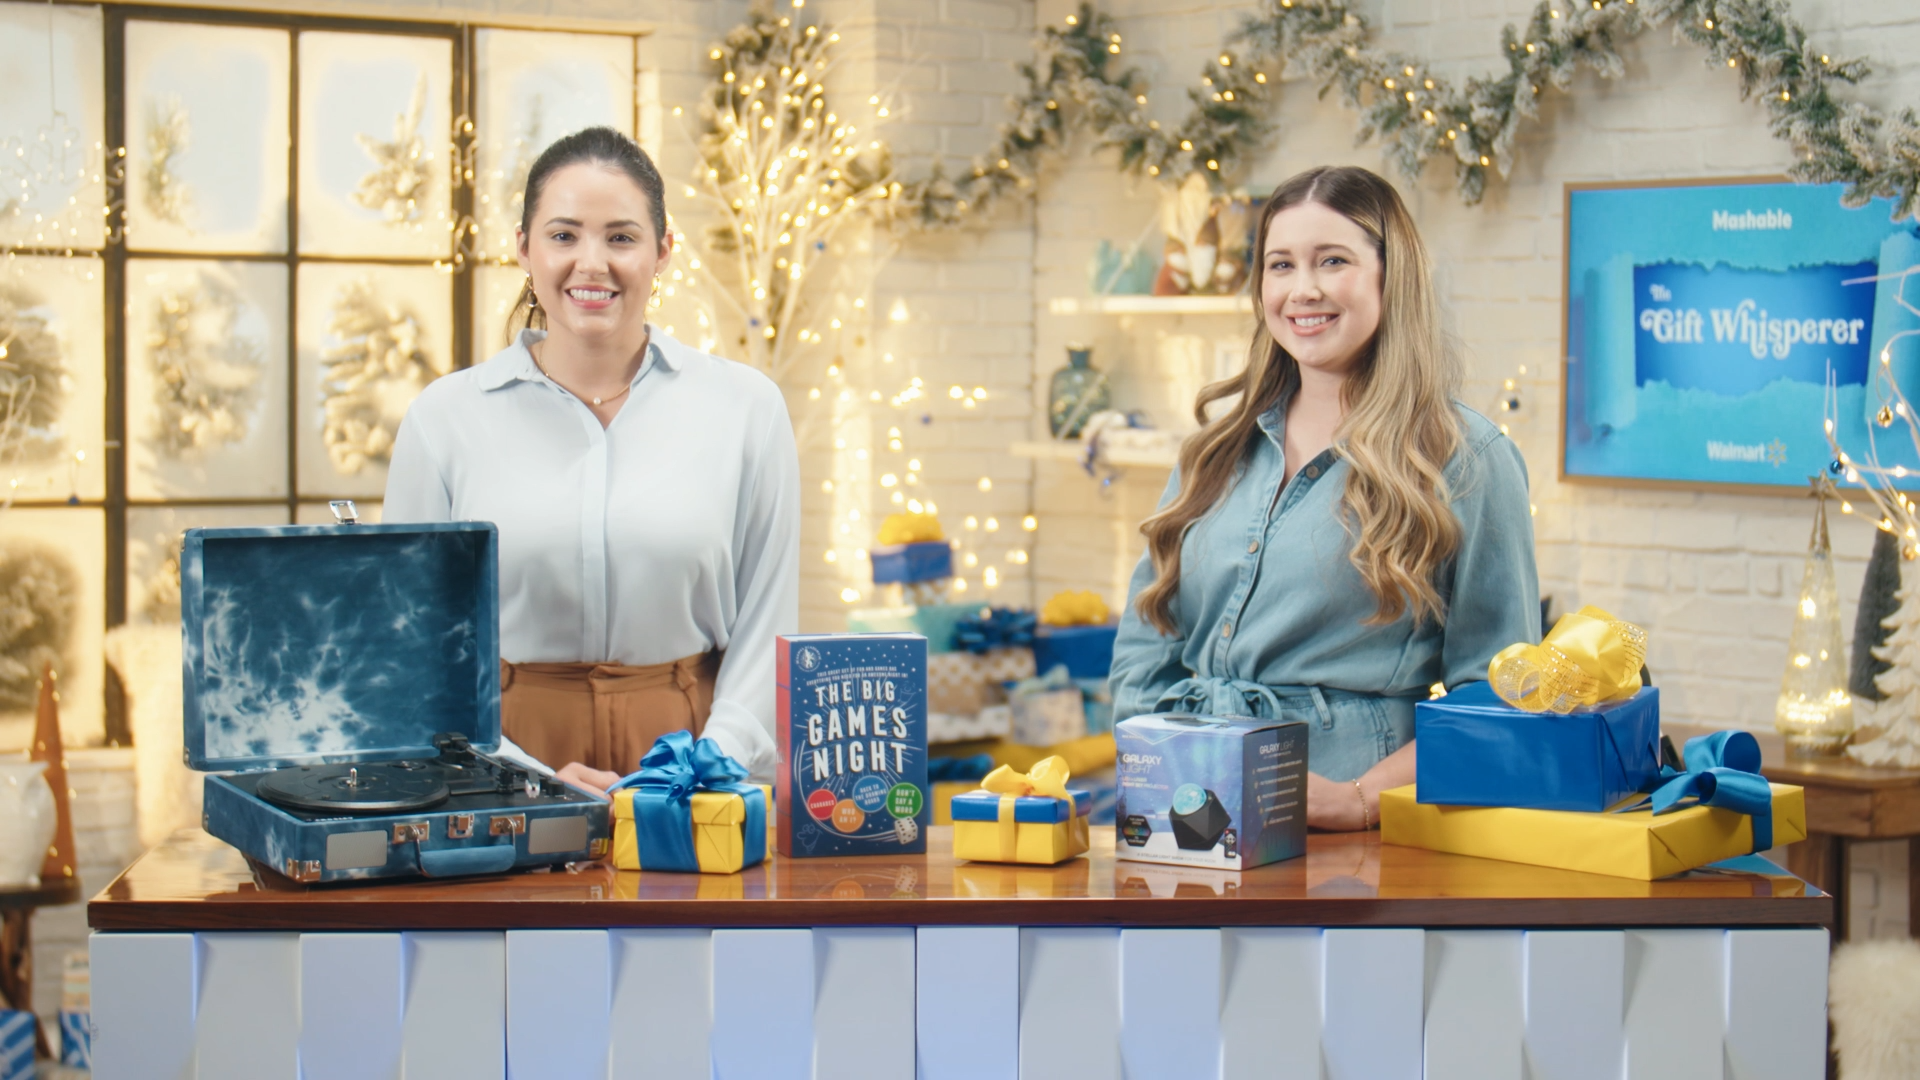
xmin=1134 ymin=165 xmax=1463 ymax=635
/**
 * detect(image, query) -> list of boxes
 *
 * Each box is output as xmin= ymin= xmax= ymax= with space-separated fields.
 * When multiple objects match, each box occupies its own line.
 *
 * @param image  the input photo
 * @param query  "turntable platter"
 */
xmin=256 ymin=763 xmax=451 ymax=814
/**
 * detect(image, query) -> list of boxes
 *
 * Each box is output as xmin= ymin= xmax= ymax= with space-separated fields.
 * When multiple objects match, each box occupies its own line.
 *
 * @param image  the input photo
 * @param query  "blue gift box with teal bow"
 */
xmin=609 ymin=732 xmax=767 ymax=874
xmin=1414 ymin=681 xmax=1662 ymax=812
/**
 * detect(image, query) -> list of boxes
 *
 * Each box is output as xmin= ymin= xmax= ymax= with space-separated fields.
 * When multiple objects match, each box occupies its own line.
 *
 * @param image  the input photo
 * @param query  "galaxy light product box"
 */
xmin=1113 ymin=714 xmax=1306 ymax=870
xmin=776 ymin=633 xmax=930 ymax=857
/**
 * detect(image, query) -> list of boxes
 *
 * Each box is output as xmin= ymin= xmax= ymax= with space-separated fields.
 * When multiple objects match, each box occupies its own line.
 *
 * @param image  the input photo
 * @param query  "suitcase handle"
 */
xmin=418 ymin=844 xmax=518 ymax=877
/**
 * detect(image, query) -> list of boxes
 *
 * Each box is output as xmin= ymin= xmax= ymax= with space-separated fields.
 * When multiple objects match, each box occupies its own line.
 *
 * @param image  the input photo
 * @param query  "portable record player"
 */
xmin=182 ymin=502 xmax=610 ymax=883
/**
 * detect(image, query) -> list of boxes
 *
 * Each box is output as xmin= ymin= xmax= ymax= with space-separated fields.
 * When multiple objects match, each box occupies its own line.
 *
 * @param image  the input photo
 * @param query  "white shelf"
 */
xmin=1010 ymin=440 xmax=1178 ymax=469
xmin=1047 ymin=295 xmax=1249 ymax=316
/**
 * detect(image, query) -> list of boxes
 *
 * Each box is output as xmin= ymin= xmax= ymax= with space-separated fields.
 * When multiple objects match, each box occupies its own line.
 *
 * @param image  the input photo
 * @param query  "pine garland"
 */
xmin=888 ymin=0 xmax=1919 ymax=227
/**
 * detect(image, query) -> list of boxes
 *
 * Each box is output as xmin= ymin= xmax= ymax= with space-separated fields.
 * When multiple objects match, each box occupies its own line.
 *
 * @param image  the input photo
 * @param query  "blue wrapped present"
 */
xmin=0 ymin=1009 xmax=33 ymax=1080
xmin=1033 ymin=623 xmax=1118 ymax=679
xmin=870 ymin=541 xmax=953 ymax=585
xmin=1414 ymin=681 xmax=1661 ymax=812
xmin=59 ymin=1010 xmax=90 ymax=1069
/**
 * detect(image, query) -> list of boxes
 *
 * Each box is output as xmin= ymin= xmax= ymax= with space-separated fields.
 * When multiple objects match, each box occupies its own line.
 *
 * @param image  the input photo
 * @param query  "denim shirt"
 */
xmin=1110 ymin=401 xmax=1541 ymax=751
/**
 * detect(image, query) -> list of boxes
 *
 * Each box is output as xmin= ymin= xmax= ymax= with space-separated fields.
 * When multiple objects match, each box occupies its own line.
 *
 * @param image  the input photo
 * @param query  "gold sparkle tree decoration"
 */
xmin=1824 ymin=262 xmax=1920 ymax=766
xmin=685 ymin=0 xmax=900 ymax=380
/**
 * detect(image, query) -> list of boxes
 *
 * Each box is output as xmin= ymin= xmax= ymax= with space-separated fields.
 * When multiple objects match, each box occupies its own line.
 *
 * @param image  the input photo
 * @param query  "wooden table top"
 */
xmin=89 ymin=827 xmax=1830 ymax=932
xmin=1761 ymin=754 xmax=1920 ymax=790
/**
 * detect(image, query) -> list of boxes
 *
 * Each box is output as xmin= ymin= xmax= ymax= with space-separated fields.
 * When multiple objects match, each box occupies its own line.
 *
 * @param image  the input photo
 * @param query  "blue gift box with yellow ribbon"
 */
xmin=950 ymin=758 xmax=1091 ymax=864
xmin=870 ymin=541 xmax=953 ymax=585
xmin=609 ymin=732 xmax=768 ymax=874
xmin=1415 ymin=681 xmax=1662 ymax=812
xmin=1032 ymin=623 xmax=1118 ymax=680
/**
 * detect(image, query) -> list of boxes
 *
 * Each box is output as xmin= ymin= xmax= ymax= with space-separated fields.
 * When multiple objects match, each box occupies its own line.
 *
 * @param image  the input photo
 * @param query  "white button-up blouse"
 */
xmin=383 ymin=327 xmax=799 ymax=781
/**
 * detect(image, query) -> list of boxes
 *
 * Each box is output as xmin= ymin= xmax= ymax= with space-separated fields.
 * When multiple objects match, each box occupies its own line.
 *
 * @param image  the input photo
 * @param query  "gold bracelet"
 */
xmin=1353 ymin=778 xmax=1371 ymax=831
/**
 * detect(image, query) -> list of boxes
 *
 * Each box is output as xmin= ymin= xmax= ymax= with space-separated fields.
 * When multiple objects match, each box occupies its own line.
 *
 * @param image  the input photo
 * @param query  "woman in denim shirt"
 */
xmin=1110 ymin=166 xmax=1539 ymax=831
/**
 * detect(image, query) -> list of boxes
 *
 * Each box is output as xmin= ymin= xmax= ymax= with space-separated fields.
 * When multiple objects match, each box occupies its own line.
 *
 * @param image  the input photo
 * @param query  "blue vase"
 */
xmin=1049 ymin=345 xmax=1110 ymax=438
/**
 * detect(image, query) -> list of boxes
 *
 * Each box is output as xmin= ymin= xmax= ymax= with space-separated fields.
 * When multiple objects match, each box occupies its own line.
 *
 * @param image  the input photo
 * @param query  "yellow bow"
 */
xmin=980 ymin=756 xmax=1072 ymax=800
xmin=1488 ymin=605 xmax=1647 ymax=713
xmin=877 ymin=512 xmax=944 ymax=545
xmin=1040 ymin=590 xmax=1111 ymax=627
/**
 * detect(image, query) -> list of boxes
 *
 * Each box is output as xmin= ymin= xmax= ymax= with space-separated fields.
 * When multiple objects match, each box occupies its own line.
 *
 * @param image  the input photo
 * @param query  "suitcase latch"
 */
xmin=329 ymin=500 xmax=360 ymax=525
xmin=447 ymin=813 xmax=475 ymax=839
xmin=392 ymin=822 xmax=430 ymax=845
xmin=282 ymin=858 xmax=321 ymax=883
xmin=490 ymin=813 xmax=527 ymax=837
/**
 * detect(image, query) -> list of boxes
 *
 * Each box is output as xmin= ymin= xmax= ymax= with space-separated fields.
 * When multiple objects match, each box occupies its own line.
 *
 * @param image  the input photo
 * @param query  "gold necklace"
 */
xmin=531 ymin=352 xmax=634 ymax=407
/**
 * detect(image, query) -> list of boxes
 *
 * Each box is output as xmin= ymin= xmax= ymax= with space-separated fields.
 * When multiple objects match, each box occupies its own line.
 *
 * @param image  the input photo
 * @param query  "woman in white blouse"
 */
xmin=385 ymin=126 xmax=799 ymax=789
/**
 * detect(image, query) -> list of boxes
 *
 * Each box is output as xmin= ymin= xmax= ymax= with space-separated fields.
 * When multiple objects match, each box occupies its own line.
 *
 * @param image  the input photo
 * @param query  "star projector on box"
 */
xmin=1113 ymin=714 xmax=1307 ymax=870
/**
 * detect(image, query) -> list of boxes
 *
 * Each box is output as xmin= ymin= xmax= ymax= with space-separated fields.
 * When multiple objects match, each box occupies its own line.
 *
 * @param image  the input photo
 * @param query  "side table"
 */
xmin=0 ymin=878 xmax=81 ymax=1057
xmin=1760 ymin=754 xmax=1920 ymax=941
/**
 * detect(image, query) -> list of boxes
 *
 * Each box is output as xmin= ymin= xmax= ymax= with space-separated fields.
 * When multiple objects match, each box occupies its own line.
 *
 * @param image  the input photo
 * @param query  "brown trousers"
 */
xmin=499 ymin=653 xmax=720 ymax=776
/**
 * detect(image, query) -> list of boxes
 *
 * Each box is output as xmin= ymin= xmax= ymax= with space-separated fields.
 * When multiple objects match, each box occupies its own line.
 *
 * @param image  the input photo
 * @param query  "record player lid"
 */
xmin=180 ymin=521 xmax=501 ymax=771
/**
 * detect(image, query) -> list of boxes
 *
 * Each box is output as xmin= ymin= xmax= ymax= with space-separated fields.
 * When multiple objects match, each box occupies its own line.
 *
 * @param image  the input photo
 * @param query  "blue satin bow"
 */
xmin=1157 ymin=676 xmax=1284 ymax=719
xmin=954 ymin=607 xmax=1037 ymax=654
xmin=607 ymin=731 xmax=766 ymax=873
xmin=1635 ymin=730 xmax=1774 ymax=852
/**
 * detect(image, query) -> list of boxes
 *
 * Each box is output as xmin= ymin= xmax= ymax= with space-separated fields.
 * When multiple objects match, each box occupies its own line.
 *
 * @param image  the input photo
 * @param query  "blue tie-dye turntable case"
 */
xmin=182 ymin=519 xmax=611 ymax=883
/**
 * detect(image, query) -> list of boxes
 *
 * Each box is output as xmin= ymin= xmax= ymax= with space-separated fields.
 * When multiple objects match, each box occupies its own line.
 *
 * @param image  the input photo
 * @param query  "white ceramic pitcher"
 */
xmin=0 ymin=759 xmax=57 ymax=888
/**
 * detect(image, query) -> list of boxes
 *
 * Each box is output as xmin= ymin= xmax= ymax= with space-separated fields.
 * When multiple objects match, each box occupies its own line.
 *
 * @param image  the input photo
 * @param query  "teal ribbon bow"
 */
xmin=1633 ymin=730 xmax=1774 ymax=853
xmin=608 ymin=731 xmax=766 ymax=873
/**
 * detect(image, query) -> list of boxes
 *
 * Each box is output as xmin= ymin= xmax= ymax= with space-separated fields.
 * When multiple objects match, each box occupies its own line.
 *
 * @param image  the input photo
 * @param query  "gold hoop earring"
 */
xmin=649 ymin=276 xmax=663 ymax=310
xmin=525 ymin=276 xmax=538 ymax=311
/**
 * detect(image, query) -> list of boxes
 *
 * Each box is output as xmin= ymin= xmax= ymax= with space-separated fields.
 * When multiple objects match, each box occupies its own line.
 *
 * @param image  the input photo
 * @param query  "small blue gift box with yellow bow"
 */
xmin=609 ymin=732 xmax=768 ymax=874
xmin=1415 ymin=681 xmax=1662 ymax=812
xmin=950 ymin=758 xmax=1091 ymax=864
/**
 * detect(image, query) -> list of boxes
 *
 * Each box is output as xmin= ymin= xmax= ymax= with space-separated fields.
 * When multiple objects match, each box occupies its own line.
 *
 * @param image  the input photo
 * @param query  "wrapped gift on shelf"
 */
xmin=1007 ymin=666 xmax=1087 ymax=745
xmin=1033 ymin=591 xmax=1119 ymax=679
xmin=0 ymin=1010 xmax=31 ymax=1080
xmin=952 ymin=757 xmax=1092 ymax=865
xmin=928 ymin=703 xmax=1013 ymax=744
xmin=1383 ymin=731 xmax=1805 ymax=880
xmin=851 ymin=602 xmax=983 ymax=655
xmin=1416 ymin=681 xmax=1661 ymax=811
xmin=1011 ymin=688 xmax=1086 ymax=745
xmin=610 ymin=732 xmax=769 ymax=874
xmin=869 ymin=541 xmax=953 ymax=584
xmin=928 ymin=647 xmax=1036 ymax=715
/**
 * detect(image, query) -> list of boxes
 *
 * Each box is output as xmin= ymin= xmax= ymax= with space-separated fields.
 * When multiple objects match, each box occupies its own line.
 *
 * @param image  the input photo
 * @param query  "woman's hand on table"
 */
xmin=1306 ymin=741 xmax=1417 ymax=831
xmin=1307 ymin=771 xmax=1370 ymax=831
xmin=555 ymin=762 xmax=622 ymax=796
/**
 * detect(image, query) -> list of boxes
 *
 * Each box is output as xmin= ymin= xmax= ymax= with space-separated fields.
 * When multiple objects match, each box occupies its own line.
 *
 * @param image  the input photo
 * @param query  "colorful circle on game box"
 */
xmin=806 ymin=788 xmax=837 ymax=821
xmin=832 ymin=799 xmax=866 ymax=833
xmin=1172 ymin=783 xmax=1207 ymax=815
xmin=852 ymin=774 xmax=889 ymax=813
xmin=887 ymin=782 xmax=924 ymax=819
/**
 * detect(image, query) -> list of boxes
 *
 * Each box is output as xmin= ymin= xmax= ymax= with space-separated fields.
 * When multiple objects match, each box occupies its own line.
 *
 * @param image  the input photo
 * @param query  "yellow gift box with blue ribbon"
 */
xmin=950 ymin=757 xmax=1091 ymax=865
xmin=609 ymin=732 xmax=768 ymax=874
xmin=1384 ymin=730 xmax=1807 ymax=880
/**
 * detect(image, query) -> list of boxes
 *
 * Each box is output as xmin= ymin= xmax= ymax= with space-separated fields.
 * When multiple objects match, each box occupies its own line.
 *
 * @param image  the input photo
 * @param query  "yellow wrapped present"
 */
xmin=951 ymin=757 xmax=1091 ymax=865
xmin=608 ymin=732 xmax=770 ymax=874
xmin=1379 ymin=782 xmax=1806 ymax=881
